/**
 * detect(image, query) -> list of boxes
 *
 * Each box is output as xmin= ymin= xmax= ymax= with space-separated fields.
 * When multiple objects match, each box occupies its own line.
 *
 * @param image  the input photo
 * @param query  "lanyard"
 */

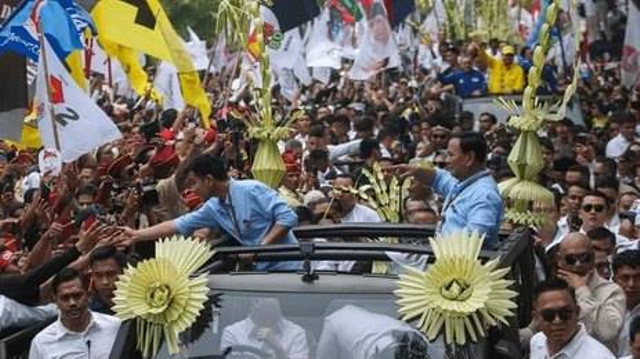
xmin=224 ymin=183 xmax=243 ymax=241
xmin=441 ymin=170 xmax=490 ymax=216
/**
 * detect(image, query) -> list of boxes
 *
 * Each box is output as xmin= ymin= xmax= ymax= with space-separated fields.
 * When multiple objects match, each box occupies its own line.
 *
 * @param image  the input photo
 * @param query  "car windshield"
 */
xmin=158 ymin=290 xmax=447 ymax=359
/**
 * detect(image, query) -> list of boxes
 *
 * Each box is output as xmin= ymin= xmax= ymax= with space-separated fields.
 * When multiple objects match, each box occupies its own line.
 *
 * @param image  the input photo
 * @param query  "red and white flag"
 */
xmin=35 ymin=38 xmax=121 ymax=163
xmin=622 ymin=0 xmax=640 ymax=89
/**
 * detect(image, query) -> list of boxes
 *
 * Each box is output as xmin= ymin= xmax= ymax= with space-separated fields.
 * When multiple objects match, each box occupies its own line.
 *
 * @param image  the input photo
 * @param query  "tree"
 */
xmin=161 ymin=0 xmax=219 ymax=43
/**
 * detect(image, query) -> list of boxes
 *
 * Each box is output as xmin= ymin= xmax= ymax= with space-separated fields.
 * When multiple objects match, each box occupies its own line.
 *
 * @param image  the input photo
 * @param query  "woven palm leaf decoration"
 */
xmin=216 ymin=0 xmax=304 ymax=188
xmin=496 ymin=0 xmax=580 ymax=227
xmin=333 ymin=163 xmax=412 ymax=273
xmin=395 ymin=232 xmax=517 ymax=345
xmin=112 ymin=236 xmax=214 ymax=357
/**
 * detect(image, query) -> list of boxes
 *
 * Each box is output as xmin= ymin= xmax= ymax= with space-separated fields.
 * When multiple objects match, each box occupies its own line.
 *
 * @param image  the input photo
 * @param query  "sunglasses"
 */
xmin=582 ymin=204 xmax=605 ymax=213
xmin=564 ymin=252 xmax=593 ymax=266
xmin=540 ymin=307 xmax=574 ymax=322
xmin=431 ymin=134 xmax=448 ymax=140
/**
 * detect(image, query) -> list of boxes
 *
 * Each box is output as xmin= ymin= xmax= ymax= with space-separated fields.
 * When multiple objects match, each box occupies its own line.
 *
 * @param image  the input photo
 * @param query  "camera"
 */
xmin=137 ymin=179 xmax=159 ymax=208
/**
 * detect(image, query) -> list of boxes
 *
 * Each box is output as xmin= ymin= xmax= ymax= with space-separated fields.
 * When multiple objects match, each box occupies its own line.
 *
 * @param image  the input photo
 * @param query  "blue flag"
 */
xmin=0 ymin=0 xmax=94 ymax=61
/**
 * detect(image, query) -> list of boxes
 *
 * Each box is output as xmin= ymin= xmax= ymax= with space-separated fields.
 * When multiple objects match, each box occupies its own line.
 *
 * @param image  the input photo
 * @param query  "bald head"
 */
xmin=559 ymin=233 xmax=592 ymax=253
xmin=557 ymin=232 xmax=594 ymax=276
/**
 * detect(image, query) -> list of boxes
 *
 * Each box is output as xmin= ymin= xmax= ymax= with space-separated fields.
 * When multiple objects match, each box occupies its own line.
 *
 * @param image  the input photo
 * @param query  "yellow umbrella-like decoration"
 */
xmin=395 ymin=232 xmax=517 ymax=345
xmin=112 ymin=236 xmax=215 ymax=357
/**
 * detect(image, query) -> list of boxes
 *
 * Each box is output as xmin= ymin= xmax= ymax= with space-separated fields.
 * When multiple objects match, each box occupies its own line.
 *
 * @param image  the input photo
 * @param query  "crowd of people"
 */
xmin=0 ymin=0 xmax=639 ymax=357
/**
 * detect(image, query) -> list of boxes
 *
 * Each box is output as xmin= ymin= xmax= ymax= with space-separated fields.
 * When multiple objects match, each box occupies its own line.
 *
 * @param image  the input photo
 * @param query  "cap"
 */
xmin=502 ymin=45 xmax=515 ymax=56
xmin=149 ymin=146 xmax=179 ymax=169
xmin=107 ymin=155 xmax=133 ymax=178
xmin=10 ymin=151 xmax=35 ymax=165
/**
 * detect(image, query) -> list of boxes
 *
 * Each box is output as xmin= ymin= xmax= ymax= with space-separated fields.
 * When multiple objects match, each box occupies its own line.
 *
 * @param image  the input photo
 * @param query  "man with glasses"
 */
xmin=555 ymin=232 xmax=625 ymax=352
xmin=614 ymin=250 xmax=640 ymax=357
xmin=579 ymin=192 xmax=613 ymax=235
xmin=530 ymin=278 xmax=615 ymax=358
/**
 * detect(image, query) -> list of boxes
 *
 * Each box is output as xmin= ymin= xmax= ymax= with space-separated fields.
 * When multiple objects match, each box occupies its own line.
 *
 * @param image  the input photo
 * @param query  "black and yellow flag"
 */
xmin=92 ymin=0 xmax=211 ymax=127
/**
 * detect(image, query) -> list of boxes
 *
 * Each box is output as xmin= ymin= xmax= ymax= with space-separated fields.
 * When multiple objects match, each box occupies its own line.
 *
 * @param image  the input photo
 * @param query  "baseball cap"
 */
xmin=502 ymin=45 xmax=515 ymax=56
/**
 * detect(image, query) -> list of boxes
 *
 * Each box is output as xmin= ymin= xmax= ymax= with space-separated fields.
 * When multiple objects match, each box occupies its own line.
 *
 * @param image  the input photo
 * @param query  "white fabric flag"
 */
xmin=185 ymin=27 xmax=209 ymax=71
xmin=348 ymin=0 xmax=401 ymax=80
xmin=622 ymin=0 xmax=640 ymax=89
xmin=306 ymin=10 xmax=343 ymax=69
xmin=212 ymin=32 xmax=232 ymax=73
xmin=154 ymin=61 xmax=185 ymax=111
xmin=312 ymin=66 xmax=332 ymax=84
xmin=35 ymin=38 xmax=122 ymax=163
xmin=88 ymin=41 xmax=135 ymax=97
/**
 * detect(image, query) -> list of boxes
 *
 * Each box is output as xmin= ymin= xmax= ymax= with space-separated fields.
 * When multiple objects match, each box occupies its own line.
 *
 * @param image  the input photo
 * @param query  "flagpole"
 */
xmin=107 ymin=56 xmax=113 ymax=88
xmin=37 ymin=23 xmax=62 ymax=151
xmin=85 ymin=37 xmax=93 ymax=79
xmin=202 ymin=37 xmax=218 ymax=90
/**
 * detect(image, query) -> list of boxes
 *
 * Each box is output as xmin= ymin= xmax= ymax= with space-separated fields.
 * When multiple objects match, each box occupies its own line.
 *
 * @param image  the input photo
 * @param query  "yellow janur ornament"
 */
xmin=395 ymin=232 xmax=517 ymax=345
xmin=113 ymin=236 xmax=215 ymax=357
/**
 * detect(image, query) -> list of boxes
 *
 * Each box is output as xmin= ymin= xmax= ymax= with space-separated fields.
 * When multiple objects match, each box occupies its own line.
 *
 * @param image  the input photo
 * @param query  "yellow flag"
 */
xmin=20 ymin=121 xmax=42 ymax=149
xmin=65 ymin=50 xmax=87 ymax=90
xmin=92 ymin=0 xmax=211 ymax=127
xmin=99 ymin=39 xmax=162 ymax=103
xmin=5 ymin=114 xmax=42 ymax=150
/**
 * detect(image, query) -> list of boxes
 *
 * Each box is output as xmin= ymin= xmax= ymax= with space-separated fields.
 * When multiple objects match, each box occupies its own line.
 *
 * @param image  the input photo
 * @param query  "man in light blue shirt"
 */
xmin=398 ymin=132 xmax=503 ymax=248
xmin=117 ymin=154 xmax=299 ymax=271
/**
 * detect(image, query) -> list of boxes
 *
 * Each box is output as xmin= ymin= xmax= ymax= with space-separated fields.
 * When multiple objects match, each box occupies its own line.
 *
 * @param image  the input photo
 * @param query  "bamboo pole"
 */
xmin=37 ymin=19 xmax=61 ymax=151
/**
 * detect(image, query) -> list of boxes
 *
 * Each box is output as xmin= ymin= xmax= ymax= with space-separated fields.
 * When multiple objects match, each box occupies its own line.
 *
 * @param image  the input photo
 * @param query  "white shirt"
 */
xmin=0 ymin=295 xmax=57 ymax=331
xmin=221 ymin=317 xmax=309 ymax=359
xmin=20 ymin=171 xmax=41 ymax=201
xmin=316 ymin=305 xmax=433 ymax=359
xmin=322 ymin=204 xmax=382 ymax=272
xmin=606 ymin=134 xmax=632 ymax=159
xmin=530 ymin=324 xmax=616 ymax=359
xmin=29 ymin=311 xmax=121 ymax=359
xmin=342 ymin=204 xmax=382 ymax=223
xmin=618 ymin=303 xmax=640 ymax=357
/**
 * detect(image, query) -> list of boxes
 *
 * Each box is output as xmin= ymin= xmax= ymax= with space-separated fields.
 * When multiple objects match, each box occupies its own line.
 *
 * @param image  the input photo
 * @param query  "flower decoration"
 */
xmin=395 ymin=232 xmax=517 ymax=345
xmin=113 ymin=236 xmax=214 ymax=357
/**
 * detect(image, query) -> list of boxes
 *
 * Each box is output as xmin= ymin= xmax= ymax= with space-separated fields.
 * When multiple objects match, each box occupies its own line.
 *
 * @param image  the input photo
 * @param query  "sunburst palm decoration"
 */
xmin=113 ymin=236 xmax=214 ymax=357
xmin=395 ymin=232 xmax=517 ymax=345
xmin=495 ymin=0 xmax=580 ymax=227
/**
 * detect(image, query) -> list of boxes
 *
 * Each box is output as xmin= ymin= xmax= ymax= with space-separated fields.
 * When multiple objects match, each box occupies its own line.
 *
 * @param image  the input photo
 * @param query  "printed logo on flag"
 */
xmin=49 ymin=75 xmax=64 ymax=104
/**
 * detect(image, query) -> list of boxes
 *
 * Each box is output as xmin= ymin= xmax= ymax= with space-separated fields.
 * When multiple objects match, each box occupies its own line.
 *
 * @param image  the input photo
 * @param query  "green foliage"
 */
xmin=160 ymin=0 xmax=219 ymax=42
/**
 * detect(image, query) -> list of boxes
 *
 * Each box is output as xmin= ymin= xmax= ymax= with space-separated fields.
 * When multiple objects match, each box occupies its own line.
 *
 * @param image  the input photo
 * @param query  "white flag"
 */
xmin=306 ymin=10 xmax=343 ymax=69
xmin=35 ymin=38 xmax=122 ymax=163
xmin=348 ymin=0 xmax=401 ymax=80
xmin=154 ymin=61 xmax=185 ymax=111
xmin=185 ymin=27 xmax=209 ymax=71
xmin=622 ymin=0 xmax=640 ymax=89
